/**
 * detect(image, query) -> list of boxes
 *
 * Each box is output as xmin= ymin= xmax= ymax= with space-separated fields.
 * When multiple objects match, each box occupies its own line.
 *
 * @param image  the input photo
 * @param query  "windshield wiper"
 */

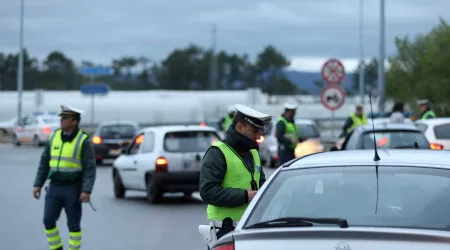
xmin=245 ymin=217 xmax=349 ymax=229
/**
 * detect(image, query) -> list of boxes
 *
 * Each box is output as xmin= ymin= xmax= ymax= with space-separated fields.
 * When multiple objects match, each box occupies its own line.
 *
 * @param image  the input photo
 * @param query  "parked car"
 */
xmin=333 ymin=123 xmax=431 ymax=151
xmin=415 ymin=118 xmax=450 ymax=150
xmin=112 ymin=125 xmax=221 ymax=203
xmin=91 ymin=121 xmax=140 ymax=165
xmin=259 ymin=118 xmax=323 ymax=168
xmin=0 ymin=117 xmax=17 ymax=135
xmin=12 ymin=114 xmax=60 ymax=147
xmin=204 ymin=149 xmax=450 ymax=250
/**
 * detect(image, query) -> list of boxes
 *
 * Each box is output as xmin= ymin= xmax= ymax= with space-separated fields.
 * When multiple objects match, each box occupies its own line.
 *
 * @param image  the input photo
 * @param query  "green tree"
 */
xmin=352 ymin=58 xmax=379 ymax=96
xmin=386 ymin=18 xmax=450 ymax=115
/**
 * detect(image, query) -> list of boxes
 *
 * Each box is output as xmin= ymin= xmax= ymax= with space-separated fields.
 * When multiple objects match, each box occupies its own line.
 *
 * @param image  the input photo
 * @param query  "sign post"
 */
xmin=80 ymin=66 xmax=113 ymax=125
xmin=321 ymin=58 xmax=346 ymax=138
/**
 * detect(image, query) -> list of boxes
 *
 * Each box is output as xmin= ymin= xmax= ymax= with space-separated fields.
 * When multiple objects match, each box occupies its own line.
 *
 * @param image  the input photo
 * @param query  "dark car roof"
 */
xmin=285 ymin=149 xmax=450 ymax=169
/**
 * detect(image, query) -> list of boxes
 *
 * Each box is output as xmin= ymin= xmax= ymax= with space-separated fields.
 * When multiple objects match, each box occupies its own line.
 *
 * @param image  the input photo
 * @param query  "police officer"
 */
xmin=417 ymin=99 xmax=436 ymax=119
xmin=200 ymin=104 xmax=271 ymax=242
xmin=218 ymin=105 xmax=236 ymax=133
xmin=340 ymin=104 xmax=368 ymax=137
xmin=32 ymin=105 xmax=96 ymax=250
xmin=276 ymin=102 xmax=299 ymax=166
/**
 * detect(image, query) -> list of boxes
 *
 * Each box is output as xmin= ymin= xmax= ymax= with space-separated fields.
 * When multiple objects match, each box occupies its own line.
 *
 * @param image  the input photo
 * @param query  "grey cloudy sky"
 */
xmin=1 ymin=0 xmax=449 ymax=72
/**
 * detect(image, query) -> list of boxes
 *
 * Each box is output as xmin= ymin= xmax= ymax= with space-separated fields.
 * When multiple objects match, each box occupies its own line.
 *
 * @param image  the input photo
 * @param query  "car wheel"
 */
xmin=12 ymin=135 xmax=20 ymax=147
xmin=146 ymin=174 xmax=161 ymax=204
xmin=113 ymin=170 xmax=126 ymax=199
xmin=32 ymin=135 xmax=40 ymax=147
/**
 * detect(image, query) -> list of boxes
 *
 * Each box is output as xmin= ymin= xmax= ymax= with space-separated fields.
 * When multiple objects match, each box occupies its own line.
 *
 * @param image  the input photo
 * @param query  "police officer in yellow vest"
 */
xmin=218 ymin=105 xmax=236 ymax=133
xmin=417 ymin=99 xmax=436 ymax=120
xmin=199 ymin=104 xmax=271 ymax=245
xmin=32 ymin=105 xmax=96 ymax=250
xmin=340 ymin=104 xmax=368 ymax=138
xmin=276 ymin=102 xmax=299 ymax=165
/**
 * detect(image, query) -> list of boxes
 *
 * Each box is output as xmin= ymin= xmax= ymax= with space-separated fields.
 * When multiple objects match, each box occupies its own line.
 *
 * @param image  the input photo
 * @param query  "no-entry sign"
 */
xmin=321 ymin=58 xmax=346 ymax=85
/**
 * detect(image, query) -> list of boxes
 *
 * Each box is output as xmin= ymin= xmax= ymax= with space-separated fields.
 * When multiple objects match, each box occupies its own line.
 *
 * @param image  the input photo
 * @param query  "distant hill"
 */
xmin=283 ymin=70 xmax=356 ymax=95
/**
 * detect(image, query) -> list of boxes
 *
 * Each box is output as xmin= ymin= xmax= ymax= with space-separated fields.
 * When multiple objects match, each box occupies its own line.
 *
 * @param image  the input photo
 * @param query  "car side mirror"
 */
xmin=330 ymin=146 xmax=339 ymax=151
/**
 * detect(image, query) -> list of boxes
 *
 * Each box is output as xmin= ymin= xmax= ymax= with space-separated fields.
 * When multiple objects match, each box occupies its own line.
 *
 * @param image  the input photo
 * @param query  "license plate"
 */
xmin=109 ymin=149 xmax=120 ymax=156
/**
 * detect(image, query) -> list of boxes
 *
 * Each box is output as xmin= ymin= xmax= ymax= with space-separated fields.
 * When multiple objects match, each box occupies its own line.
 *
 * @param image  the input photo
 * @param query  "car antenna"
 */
xmin=369 ymin=94 xmax=380 ymax=215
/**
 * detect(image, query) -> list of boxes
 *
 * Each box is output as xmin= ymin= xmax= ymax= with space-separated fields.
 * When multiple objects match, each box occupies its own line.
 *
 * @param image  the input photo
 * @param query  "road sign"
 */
xmin=80 ymin=84 xmax=110 ymax=95
xmin=80 ymin=66 xmax=113 ymax=76
xmin=320 ymin=85 xmax=346 ymax=111
xmin=321 ymin=58 xmax=346 ymax=85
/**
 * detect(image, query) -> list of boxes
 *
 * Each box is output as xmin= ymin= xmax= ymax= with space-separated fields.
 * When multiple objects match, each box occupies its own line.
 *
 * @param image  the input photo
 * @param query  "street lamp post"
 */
xmin=358 ymin=0 xmax=365 ymax=104
xmin=378 ymin=0 xmax=386 ymax=112
xmin=17 ymin=0 xmax=24 ymax=121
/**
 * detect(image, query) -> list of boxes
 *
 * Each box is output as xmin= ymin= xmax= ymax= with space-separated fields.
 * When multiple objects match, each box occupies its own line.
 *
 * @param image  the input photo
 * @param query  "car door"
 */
xmin=131 ymin=131 xmax=156 ymax=190
xmin=115 ymin=133 xmax=144 ymax=188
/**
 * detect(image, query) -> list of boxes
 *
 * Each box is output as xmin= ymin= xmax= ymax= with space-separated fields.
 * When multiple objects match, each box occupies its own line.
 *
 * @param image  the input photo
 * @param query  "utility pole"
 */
xmin=378 ymin=0 xmax=386 ymax=112
xmin=358 ymin=0 xmax=365 ymax=104
xmin=209 ymin=23 xmax=218 ymax=90
xmin=17 ymin=0 xmax=24 ymax=121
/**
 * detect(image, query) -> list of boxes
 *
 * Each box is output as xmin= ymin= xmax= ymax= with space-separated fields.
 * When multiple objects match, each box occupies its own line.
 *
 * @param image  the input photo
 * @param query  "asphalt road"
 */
xmin=0 ymin=144 xmax=276 ymax=250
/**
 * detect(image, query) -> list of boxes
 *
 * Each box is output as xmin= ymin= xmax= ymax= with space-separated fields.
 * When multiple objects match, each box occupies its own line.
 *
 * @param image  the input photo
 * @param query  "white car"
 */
xmin=415 ymin=118 xmax=450 ymax=150
xmin=112 ymin=125 xmax=221 ymax=203
xmin=12 ymin=114 xmax=60 ymax=146
xmin=0 ymin=117 xmax=17 ymax=135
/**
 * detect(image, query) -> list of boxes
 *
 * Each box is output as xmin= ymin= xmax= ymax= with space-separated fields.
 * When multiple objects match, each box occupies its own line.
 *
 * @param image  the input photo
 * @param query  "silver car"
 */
xmin=210 ymin=149 xmax=450 ymax=250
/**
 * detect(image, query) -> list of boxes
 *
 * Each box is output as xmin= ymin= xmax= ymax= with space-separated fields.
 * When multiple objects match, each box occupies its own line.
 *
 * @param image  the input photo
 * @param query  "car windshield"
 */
xmin=297 ymin=124 xmax=319 ymax=139
xmin=361 ymin=130 xmax=430 ymax=149
xmin=245 ymin=166 xmax=450 ymax=231
xmin=99 ymin=124 xmax=137 ymax=137
xmin=164 ymin=130 xmax=220 ymax=152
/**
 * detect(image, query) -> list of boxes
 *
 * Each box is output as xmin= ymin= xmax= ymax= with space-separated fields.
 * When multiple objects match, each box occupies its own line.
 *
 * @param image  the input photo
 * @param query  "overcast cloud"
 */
xmin=1 ymin=0 xmax=449 ymax=72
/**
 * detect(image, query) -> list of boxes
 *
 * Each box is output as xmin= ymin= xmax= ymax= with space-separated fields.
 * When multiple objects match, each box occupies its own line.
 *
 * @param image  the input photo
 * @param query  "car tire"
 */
xmin=12 ymin=135 xmax=20 ymax=147
xmin=32 ymin=135 xmax=40 ymax=147
xmin=146 ymin=174 xmax=161 ymax=204
xmin=113 ymin=170 xmax=126 ymax=199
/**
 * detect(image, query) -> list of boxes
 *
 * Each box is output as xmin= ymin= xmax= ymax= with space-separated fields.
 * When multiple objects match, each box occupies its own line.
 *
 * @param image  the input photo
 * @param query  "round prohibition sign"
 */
xmin=321 ymin=58 xmax=346 ymax=85
xmin=320 ymin=85 xmax=346 ymax=111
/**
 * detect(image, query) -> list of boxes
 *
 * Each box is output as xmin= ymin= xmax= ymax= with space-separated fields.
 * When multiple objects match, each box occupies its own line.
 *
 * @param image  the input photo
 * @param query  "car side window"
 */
xmin=142 ymin=132 xmax=155 ymax=153
xmin=128 ymin=133 xmax=144 ymax=155
xmin=415 ymin=123 xmax=428 ymax=133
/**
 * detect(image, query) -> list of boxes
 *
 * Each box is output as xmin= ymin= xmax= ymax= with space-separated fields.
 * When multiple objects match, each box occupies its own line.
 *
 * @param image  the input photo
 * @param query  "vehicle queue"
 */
xmin=0 ymin=98 xmax=448 ymax=250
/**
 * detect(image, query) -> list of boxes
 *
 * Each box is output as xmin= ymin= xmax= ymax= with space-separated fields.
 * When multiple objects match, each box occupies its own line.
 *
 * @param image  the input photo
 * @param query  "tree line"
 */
xmin=1 ymin=17 xmax=449 ymax=114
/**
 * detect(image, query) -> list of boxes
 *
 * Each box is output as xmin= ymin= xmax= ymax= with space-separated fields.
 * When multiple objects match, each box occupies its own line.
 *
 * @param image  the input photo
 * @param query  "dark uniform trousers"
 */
xmin=44 ymin=182 xmax=82 ymax=232
xmin=277 ymin=145 xmax=295 ymax=166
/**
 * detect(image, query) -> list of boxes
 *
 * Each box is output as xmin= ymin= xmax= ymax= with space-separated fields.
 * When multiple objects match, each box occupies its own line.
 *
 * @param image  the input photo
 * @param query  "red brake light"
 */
xmin=200 ymin=122 xmax=206 ymax=127
xmin=256 ymin=135 xmax=264 ymax=144
xmin=92 ymin=136 xmax=102 ymax=144
xmin=430 ymin=143 xmax=444 ymax=150
xmin=212 ymin=243 xmax=234 ymax=250
xmin=42 ymin=126 xmax=52 ymax=134
xmin=155 ymin=156 xmax=168 ymax=172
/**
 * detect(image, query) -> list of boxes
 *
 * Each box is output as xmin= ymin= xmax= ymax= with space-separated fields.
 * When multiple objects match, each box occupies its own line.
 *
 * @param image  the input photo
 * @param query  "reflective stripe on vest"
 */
xmin=278 ymin=116 xmax=297 ymax=149
xmin=347 ymin=113 xmax=368 ymax=133
xmin=48 ymin=129 xmax=87 ymax=175
xmin=207 ymin=141 xmax=261 ymax=221
xmin=222 ymin=114 xmax=233 ymax=132
xmin=421 ymin=110 xmax=436 ymax=120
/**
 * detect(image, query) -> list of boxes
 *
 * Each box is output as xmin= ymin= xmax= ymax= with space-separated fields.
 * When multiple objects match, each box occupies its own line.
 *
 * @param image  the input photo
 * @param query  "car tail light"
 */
xmin=41 ymin=126 xmax=52 ymax=134
xmin=92 ymin=136 xmax=102 ymax=144
xmin=155 ymin=156 xmax=168 ymax=172
xmin=136 ymin=134 xmax=144 ymax=144
xmin=430 ymin=143 xmax=444 ymax=150
xmin=200 ymin=122 xmax=206 ymax=127
xmin=256 ymin=135 xmax=265 ymax=144
xmin=212 ymin=243 xmax=234 ymax=250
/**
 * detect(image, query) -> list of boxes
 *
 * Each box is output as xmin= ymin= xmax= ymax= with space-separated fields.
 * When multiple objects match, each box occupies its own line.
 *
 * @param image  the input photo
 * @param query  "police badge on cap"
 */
xmin=234 ymin=104 xmax=272 ymax=133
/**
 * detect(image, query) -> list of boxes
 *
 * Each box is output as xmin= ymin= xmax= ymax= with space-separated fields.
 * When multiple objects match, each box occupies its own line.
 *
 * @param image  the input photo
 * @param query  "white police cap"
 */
xmin=59 ymin=105 xmax=85 ymax=116
xmin=227 ymin=105 xmax=236 ymax=113
xmin=416 ymin=99 xmax=429 ymax=105
xmin=283 ymin=101 xmax=297 ymax=110
xmin=234 ymin=104 xmax=272 ymax=128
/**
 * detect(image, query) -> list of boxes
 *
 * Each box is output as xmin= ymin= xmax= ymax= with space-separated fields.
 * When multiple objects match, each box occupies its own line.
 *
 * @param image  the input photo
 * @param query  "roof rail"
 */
xmin=282 ymin=151 xmax=325 ymax=168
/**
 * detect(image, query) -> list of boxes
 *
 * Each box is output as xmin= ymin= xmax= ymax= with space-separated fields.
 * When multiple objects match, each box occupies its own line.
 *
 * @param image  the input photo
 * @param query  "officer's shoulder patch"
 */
xmin=255 ymin=165 xmax=262 ymax=173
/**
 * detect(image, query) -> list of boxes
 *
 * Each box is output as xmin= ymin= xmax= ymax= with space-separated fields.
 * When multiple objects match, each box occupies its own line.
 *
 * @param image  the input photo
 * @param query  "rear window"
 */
xmin=245 ymin=166 xmax=450 ymax=231
xmin=297 ymin=124 xmax=320 ymax=139
xmin=361 ymin=130 xmax=430 ymax=149
xmin=434 ymin=124 xmax=450 ymax=139
xmin=164 ymin=130 xmax=220 ymax=152
xmin=99 ymin=124 xmax=137 ymax=137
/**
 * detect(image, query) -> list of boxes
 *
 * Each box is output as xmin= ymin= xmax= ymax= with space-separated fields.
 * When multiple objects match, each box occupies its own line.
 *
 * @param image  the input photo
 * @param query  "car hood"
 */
xmin=230 ymin=227 xmax=450 ymax=250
